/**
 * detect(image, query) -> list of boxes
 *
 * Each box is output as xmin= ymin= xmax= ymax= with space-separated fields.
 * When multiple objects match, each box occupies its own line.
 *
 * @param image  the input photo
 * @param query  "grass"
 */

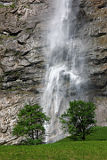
xmin=0 ymin=127 xmax=107 ymax=160
xmin=87 ymin=126 xmax=107 ymax=141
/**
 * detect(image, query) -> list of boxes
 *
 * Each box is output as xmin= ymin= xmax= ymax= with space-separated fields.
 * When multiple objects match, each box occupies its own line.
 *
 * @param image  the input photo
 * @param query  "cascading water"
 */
xmin=41 ymin=0 xmax=88 ymax=143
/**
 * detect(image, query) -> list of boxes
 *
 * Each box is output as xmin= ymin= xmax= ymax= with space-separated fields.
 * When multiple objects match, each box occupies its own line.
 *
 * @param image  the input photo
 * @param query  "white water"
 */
xmin=41 ymin=0 xmax=88 ymax=143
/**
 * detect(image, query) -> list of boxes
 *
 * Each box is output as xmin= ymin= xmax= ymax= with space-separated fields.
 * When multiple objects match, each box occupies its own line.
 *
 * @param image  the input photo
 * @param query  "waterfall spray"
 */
xmin=41 ymin=0 xmax=88 ymax=143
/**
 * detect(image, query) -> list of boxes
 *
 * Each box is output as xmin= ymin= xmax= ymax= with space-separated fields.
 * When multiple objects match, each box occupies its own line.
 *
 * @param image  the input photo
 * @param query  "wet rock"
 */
xmin=79 ymin=0 xmax=107 ymax=125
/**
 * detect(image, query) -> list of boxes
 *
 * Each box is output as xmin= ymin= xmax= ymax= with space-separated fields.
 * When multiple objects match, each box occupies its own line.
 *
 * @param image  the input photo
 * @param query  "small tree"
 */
xmin=13 ymin=104 xmax=49 ymax=145
xmin=60 ymin=100 xmax=96 ymax=140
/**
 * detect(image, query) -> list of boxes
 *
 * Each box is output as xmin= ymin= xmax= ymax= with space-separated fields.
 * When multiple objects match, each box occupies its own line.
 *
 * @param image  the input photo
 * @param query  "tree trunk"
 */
xmin=82 ymin=132 xmax=85 ymax=140
xmin=36 ymin=130 xmax=39 ymax=139
xmin=32 ymin=130 xmax=34 ymax=140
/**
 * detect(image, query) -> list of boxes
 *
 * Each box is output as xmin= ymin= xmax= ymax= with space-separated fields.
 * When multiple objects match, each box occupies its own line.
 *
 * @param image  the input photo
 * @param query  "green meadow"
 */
xmin=0 ymin=127 xmax=107 ymax=160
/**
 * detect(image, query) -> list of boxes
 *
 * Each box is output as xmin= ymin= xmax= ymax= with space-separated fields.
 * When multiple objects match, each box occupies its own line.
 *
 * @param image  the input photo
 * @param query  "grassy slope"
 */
xmin=0 ymin=127 xmax=107 ymax=160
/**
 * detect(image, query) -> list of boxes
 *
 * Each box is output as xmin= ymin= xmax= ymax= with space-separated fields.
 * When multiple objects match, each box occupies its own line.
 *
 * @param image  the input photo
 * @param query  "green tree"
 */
xmin=13 ymin=104 xmax=49 ymax=145
xmin=60 ymin=100 xmax=96 ymax=140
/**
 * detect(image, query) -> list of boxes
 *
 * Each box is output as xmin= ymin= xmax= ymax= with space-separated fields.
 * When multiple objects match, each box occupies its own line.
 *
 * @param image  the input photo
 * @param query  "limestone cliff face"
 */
xmin=0 ymin=0 xmax=107 ymax=144
xmin=79 ymin=0 xmax=107 ymax=126
xmin=0 ymin=0 xmax=49 ymax=144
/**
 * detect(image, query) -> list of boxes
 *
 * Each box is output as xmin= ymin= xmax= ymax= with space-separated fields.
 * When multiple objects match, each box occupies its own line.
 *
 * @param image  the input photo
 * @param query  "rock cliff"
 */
xmin=80 ymin=0 xmax=107 ymax=126
xmin=0 ymin=0 xmax=107 ymax=144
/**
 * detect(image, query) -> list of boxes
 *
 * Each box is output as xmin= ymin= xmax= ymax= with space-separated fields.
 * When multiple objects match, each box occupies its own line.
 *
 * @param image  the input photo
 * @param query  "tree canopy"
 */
xmin=60 ymin=100 xmax=96 ymax=140
xmin=13 ymin=104 xmax=49 ymax=145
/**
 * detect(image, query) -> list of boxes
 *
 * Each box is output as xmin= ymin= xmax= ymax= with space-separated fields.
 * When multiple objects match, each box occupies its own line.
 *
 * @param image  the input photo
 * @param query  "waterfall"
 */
xmin=41 ymin=0 xmax=88 ymax=143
